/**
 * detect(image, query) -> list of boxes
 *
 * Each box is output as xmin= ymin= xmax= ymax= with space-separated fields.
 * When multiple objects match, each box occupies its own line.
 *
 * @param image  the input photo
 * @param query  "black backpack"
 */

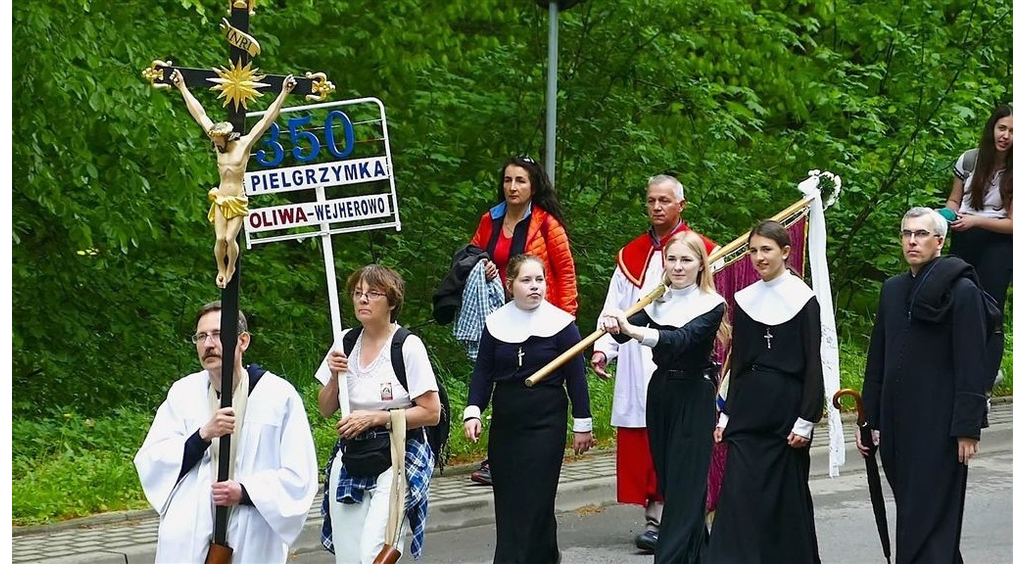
xmin=971 ymin=273 xmax=1005 ymax=387
xmin=343 ymin=327 xmax=452 ymax=473
xmin=911 ymin=257 xmax=1003 ymax=387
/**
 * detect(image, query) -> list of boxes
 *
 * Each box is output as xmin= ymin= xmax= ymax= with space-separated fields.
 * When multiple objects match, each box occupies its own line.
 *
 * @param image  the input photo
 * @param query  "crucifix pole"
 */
xmin=142 ymin=1 xmax=333 ymax=560
xmin=210 ymin=1 xmax=249 ymax=554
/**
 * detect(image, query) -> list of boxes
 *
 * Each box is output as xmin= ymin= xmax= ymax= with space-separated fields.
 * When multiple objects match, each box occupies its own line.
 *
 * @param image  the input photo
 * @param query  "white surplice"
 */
xmin=134 ymin=370 xmax=318 ymax=563
xmin=593 ymin=252 xmax=663 ymax=428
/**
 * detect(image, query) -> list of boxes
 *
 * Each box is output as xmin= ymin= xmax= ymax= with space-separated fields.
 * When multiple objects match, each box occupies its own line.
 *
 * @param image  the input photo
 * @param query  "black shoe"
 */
xmin=470 ymin=461 xmax=492 ymax=485
xmin=634 ymin=530 xmax=658 ymax=553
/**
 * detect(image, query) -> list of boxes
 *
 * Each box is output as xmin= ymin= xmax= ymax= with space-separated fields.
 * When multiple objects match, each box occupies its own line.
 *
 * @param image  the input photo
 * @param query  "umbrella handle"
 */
xmin=832 ymin=388 xmax=865 ymax=427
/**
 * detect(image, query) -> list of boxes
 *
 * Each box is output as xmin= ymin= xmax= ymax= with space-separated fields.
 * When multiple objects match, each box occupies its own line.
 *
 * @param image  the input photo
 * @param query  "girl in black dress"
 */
xmin=462 ymin=254 xmax=595 ymax=564
xmin=704 ymin=220 xmax=824 ymax=564
xmin=601 ymin=231 xmax=728 ymax=564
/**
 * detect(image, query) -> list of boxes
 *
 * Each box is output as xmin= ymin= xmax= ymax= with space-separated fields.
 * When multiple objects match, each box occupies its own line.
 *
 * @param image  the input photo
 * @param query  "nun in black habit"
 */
xmin=463 ymin=254 xmax=595 ymax=564
xmin=705 ymin=220 xmax=823 ymax=564
xmin=860 ymin=208 xmax=989 ymax=563
xmin=601 ymin=230 xmax=728 ymax=564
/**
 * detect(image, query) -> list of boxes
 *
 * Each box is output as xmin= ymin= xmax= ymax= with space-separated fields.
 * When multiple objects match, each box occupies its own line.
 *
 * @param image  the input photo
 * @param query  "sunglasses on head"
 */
xmin=516 ymin=155 xmax=537 ymax=165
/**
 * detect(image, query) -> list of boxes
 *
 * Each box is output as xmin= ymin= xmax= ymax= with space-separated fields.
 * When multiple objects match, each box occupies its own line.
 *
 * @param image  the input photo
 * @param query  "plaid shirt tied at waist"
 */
xmin=320 ymin=429 xmax=434 ymax=559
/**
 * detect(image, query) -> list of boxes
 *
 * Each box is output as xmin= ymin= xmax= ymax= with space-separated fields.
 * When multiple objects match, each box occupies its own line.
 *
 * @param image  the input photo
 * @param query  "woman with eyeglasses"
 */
xmin=704 ymin=220 xmax=823 ymax=564
xmin=466 ymin=155 xmax=579 ymax=486
xmin=314 ymin=265 xmax=442 ymax=564
xmin=462 ymin=254 xmax=594 ymax=564
xmin=944 ymin=104 xmax=1012 ymax=387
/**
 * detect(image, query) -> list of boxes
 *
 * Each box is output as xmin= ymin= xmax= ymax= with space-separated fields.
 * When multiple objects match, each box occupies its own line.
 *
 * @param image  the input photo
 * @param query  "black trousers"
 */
xmin=950 ymin=226 xmax=1011 ymax=388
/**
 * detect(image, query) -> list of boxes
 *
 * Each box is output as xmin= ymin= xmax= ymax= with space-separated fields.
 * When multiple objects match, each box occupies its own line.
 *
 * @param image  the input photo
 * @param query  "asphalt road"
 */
xmin=294 ymin=423 xmax=1013 ymax=564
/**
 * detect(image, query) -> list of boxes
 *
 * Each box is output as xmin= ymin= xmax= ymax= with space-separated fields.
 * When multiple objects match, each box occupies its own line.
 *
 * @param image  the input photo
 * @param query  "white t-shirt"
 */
xmin=954 ymin=150 xmax=1009 ymax=219
xmin=314 ymin=326 xmax=439 ymax=412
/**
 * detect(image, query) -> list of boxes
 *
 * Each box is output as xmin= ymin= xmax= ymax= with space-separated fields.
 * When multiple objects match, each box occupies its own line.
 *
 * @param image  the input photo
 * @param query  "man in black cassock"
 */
xmin=860 ymin=206 xmax=989 ymax=564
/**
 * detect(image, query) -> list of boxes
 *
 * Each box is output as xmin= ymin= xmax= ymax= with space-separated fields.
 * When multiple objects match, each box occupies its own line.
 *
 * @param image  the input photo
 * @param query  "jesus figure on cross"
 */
xmin=170 ymin=68 xmax=296 ymax=288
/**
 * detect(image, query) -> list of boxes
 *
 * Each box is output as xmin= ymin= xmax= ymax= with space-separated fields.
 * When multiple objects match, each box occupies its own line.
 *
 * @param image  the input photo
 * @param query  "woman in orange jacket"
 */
xmin=470 ymin=155 xmax=578 ymax=316
xmin=465 ymin=155 xmax=579 ymax=487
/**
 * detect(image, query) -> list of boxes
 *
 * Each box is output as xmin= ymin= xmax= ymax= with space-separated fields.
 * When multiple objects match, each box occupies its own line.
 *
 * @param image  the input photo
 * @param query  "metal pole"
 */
xmin=545 ymin=1 xmax=558 ymax=184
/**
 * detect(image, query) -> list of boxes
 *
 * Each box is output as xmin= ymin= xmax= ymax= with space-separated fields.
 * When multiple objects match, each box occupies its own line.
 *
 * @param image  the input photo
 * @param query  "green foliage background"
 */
xmin=12 ymin=0 xmax=1012 ymax=523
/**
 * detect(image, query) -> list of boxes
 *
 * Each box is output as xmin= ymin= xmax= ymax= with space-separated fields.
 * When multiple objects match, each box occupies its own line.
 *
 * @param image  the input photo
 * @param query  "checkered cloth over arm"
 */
xmin=320 ymin=432 xmax=435 ymax=559
xmin=453 ymin=260 xmax=506 ymax=361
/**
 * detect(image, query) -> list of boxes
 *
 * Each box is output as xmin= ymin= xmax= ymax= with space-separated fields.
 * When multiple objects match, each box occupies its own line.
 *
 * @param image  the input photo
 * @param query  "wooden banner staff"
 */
xmin=525 ymin=196 xmax=814 ymax=387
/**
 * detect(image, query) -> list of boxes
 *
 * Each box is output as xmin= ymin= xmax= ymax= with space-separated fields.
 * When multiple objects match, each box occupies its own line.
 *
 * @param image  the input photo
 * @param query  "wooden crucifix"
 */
xmin=142 ymin=2 xmax=332 ymax=562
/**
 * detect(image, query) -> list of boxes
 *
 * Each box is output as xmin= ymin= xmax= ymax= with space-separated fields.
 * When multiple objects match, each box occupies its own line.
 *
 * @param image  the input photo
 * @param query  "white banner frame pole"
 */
xmin=317 ymin=183 xmax=349 ymax=417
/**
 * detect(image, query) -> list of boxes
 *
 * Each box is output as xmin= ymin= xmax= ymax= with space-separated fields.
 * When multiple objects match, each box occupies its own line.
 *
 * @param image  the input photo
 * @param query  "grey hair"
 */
xmin=648 ymin=174 xmax=685 ymax=201
xmin=902 ymin=207 xmax=948 ymax=238
xmin=195 ymin=301 xmax=248 ymax=333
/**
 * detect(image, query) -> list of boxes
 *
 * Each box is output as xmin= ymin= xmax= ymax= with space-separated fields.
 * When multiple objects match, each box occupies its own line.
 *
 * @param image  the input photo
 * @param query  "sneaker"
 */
xmin=470 ymin=461 xmax=492 ymax=486
xmin=634 ymin=530 xmax=658 ymax=553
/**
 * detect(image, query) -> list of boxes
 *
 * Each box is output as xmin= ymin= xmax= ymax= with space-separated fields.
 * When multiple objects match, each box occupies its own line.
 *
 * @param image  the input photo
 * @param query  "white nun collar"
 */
xmin=486 ymin=300 xmax=575 ymax=344
xmin=734 ymin=270 xmax=814 ymax=326
xmin=644 ymin=284 xmax=725 ymax=327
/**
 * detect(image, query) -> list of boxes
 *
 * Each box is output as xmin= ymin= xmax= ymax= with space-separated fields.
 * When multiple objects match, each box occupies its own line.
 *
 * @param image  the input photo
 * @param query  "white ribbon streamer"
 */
xmin=798 ymin=170 xmax=845 ymax=477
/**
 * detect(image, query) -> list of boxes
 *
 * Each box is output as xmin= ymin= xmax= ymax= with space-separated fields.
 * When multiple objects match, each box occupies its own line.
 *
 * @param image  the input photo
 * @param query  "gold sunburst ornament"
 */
xmin=207 ymin=59 xmax=269 ymax=110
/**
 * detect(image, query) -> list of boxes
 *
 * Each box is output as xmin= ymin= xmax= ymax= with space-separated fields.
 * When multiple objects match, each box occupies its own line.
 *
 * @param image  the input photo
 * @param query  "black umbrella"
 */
xmin=833 ymin=389 xmax=892 ymax=564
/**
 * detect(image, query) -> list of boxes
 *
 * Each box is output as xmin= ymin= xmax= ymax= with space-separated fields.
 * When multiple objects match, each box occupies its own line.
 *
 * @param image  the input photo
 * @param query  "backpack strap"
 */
xmin=962 ymin=147 xmax=978 ymax=176
xmin=342 ymin=327 xmax=362 ymax=357
xmin=390 ymin=327 xmax=411 ymax=392
xmin=954 ymin=147 xmax=978 ymax=181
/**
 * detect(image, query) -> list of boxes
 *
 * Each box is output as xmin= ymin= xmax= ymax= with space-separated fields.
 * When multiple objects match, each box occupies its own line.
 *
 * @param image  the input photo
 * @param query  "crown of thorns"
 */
xmin=208 ymin=122 xmax=235 ymax=137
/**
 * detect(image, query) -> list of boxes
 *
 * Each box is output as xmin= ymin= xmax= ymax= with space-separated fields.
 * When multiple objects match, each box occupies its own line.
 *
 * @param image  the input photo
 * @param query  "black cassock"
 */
xmin=614 ymin=299 xmax=725 ymax=564
xmin=861 ymin=257 xmax=988 ymax=564
xmin=705 ymin=296 xmax=823 ymax=564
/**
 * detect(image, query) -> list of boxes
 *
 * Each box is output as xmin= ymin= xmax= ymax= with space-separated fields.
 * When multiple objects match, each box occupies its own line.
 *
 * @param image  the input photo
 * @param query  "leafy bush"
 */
xmin=13 ymin=451 xmax=150 ymax=526
xmin=12 ymin=409 xmax=154 ymax=525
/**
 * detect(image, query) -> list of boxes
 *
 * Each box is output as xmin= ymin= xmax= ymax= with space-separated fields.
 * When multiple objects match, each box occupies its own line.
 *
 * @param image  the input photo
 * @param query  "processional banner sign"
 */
xmin=242 ymin=98 xmax=401 ymax=248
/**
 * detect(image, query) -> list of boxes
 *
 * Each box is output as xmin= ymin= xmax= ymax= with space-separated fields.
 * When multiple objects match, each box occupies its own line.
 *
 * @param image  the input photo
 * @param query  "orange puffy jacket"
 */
xmin=470 ymin=202 xmax=578 ymax=316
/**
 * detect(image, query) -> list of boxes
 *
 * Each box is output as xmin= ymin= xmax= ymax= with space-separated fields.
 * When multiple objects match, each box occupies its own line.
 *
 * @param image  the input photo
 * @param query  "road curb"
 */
xmin=12 ymin=509 xmax=158 ymax=537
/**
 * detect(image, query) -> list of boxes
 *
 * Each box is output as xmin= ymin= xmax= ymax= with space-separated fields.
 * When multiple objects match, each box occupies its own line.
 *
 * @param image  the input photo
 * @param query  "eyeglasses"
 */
xmin=516 ymin=155 xmax=537 ymax=165
xmin=352 ymin=290 xmax=387 ymax=301
xmin=191 ymin=331 xmax=244 ymax=344
xmin=900 ymin=229 xmax=939 ymax=241
xmin=192 ymin=331 xmax=222 ymax=344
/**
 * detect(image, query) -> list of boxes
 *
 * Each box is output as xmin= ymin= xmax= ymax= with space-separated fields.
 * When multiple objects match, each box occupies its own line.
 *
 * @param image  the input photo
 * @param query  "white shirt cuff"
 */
xmin=463 ymin=405 xmax=482 ymax=421
xmin=572 ymin=417 xmax=593 ymax=433
xmin=717 ymin=412 xmax=730 ymax=429
xmin=638 ymin=327 xmax=660 ymax=347
xmin=791 ymin=417 xmax=814 ymax=438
